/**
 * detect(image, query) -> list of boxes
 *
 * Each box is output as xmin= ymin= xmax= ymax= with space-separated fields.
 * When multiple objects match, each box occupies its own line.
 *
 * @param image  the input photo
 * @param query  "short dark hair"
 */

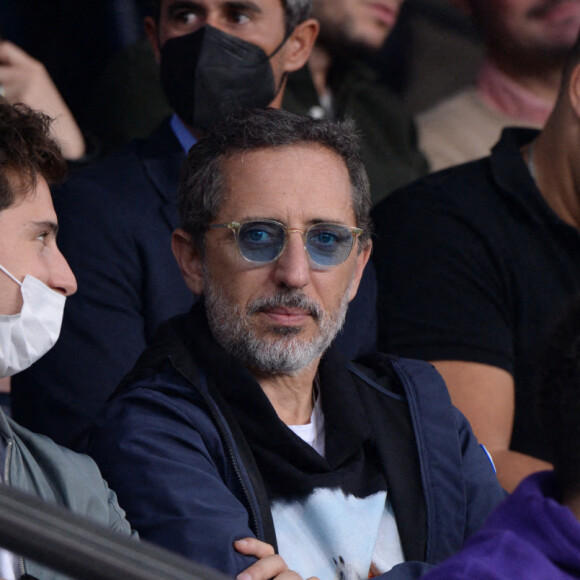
xmin=0 ymin=102 xmax=67 ymax=211
xmin=152 ymin=0 xmax=311 ymax=35
xmin=177 ymin=107 xmax=372 ymax=252
xmin=536 ymin=293 xmax=580 ymax=497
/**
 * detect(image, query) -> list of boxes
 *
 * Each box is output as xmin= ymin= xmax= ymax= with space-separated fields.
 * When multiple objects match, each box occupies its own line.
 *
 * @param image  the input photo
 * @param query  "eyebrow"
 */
xmin=165 ymin=0 xmax=198 ymax=14
xmin=165 ymin=0 xmax=262 ymax=15
xmin=225 ymin=1 xmax=262 ymax=14
xmin=233 ymin=217 xmax=350 ymax=226
xmin=29 ymin=221 xmax=59 ymax=235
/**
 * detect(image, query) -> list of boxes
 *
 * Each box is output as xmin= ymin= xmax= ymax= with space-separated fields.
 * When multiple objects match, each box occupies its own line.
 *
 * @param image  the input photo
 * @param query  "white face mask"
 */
xmin=0 ymin=264 xmax=66 ymax=377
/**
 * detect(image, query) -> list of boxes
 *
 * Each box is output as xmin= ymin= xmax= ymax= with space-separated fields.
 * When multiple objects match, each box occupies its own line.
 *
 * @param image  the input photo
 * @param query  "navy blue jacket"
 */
xmin=12 ymin=117 xmax=378 ymax=449
xmin=86 ymin=307 xmax=504 ymax=579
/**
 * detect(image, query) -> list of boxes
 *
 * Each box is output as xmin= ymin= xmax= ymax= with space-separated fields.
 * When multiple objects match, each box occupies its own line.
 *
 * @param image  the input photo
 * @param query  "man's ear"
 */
xmin=348 ymin=240 xmax=372 ymax=302
xmin=281 ymin=18 xmax=320 ymax=74
xmin=172 ymin=228 xmax=205 ymax=295
xmin=568 ymin=62 xmax=580 ymax=120
xmin=144 ymin=16 xmax=162 ymax=63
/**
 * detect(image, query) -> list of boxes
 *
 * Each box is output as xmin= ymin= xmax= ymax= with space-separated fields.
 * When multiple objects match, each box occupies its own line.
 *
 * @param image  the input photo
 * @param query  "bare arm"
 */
xmin=0 ymin=41 xmax=85 ymax=160
xmin=431 ymin=360 xmax=552 ymax=492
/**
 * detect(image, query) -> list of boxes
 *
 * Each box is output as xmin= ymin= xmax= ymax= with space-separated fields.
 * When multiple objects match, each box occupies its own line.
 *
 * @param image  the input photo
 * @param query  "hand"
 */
xmin=234 ymin=537 xmax=319 ymax=580
xmin=0 ymin=40 xmax=85 ymax=159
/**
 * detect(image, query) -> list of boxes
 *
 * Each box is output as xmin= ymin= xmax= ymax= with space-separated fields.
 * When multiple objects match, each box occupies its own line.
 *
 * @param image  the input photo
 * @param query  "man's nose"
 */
xmin=271 ymin=231 xmax=310 ymax=289
xmin=205 ymin=11 xmax=224 ymax=31
xmin=49 ymin=248 xmax=77 ymax=297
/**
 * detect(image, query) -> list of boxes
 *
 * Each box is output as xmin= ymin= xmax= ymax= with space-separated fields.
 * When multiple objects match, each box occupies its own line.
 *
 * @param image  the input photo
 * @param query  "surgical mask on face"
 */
xmin=160 ymin=25 xmax=288 ymax=130
xmin=0 ymin=264 xmax=66 ymax=377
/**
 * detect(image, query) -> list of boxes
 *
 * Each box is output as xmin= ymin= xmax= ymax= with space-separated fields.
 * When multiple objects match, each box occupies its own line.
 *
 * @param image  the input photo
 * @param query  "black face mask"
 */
xmin=160 ymin=25 xmax=287 ymax=130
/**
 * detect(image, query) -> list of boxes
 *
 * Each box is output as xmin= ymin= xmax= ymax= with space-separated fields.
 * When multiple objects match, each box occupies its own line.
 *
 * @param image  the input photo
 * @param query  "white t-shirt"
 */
xmin=283 ymin=396 xmax=405 ymax=580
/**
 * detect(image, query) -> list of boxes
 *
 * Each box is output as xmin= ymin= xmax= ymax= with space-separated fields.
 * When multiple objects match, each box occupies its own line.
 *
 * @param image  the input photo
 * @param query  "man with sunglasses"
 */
xmin=12 ymin=0 xmax=378 ymax=453
xmin=86 ymin=108 xmax=504 ymax=580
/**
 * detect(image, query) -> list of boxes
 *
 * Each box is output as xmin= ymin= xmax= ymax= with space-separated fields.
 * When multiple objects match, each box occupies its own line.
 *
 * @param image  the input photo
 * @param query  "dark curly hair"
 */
xmin=0 ymin=101 xmax=67 ymax=210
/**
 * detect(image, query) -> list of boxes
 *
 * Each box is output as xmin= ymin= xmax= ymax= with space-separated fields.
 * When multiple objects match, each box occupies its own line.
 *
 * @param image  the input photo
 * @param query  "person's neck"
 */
xmin=308 ymin=45 xmax=333 ymax=98
xmin=526 ymin=118 xmax=580 ymax=230
xmin=485 ymin=51 xmax=564 ymax=107
xmin=254 ymin=359 xmax=319 ymax=425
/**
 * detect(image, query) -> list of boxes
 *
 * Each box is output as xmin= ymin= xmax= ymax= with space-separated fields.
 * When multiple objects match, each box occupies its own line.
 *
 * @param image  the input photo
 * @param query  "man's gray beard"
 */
xmin=204 ymin=277 xmax=353 ymax=376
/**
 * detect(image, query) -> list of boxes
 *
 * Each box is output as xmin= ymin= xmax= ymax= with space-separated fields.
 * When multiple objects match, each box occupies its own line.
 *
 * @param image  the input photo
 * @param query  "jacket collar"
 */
xmin=120 ymin=304 xmax=428 ymax=562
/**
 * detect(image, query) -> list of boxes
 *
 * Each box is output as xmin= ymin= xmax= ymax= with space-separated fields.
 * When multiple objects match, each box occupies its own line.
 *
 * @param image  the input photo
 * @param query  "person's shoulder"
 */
xmin=333 ymin=57 xmax=409 ymax=112
xmin=416 ymin=87 xmax=515 ymax=170
xmin=7 ymin=418 xmax=135 ymax=536
xmin=350 ymin=354 xmax=447 ymax=401
xmin=113 ymin=313 xmax=202 ymax=399
xmin=372 ymin=154 xmax=494 ymax=220
xmin=8 ymin=416 xmax=100 ymax=474
xmin=55 ymin=118 xmax=179 ymax=200
xmin=51 ymin=123 xmax=182 ymax=232
xmin=101 ymin=333 xmax=208 ymax=431
xmin=52 ymin=144 xmax=148 ymax=217
xmin=375 ymin=127 xmax=535 ymax=227
xmin=417 ymin=87 xmax=487 ymax=127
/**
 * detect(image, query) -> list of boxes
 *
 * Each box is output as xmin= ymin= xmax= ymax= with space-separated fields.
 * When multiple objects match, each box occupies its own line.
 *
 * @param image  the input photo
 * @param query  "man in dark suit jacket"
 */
xmin=12 ymin=0 xmax=378 ymax=450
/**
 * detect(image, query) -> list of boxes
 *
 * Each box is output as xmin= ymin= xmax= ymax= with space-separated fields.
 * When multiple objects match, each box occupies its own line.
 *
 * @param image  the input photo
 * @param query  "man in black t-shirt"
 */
xmin=373 ymin=32 xmax=580 ymax=494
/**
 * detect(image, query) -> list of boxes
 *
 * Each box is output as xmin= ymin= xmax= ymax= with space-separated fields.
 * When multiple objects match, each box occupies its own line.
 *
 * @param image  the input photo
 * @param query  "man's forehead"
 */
xmin=218 ymin=144 xmax=354 ymax=220
xmin=222 ymin=144 xmax=348 ymax=176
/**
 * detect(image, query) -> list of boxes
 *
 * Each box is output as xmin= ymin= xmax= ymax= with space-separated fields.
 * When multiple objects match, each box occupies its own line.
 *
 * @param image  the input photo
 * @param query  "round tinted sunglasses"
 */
xmin=207 ymin=219 xmax=363 ymax=269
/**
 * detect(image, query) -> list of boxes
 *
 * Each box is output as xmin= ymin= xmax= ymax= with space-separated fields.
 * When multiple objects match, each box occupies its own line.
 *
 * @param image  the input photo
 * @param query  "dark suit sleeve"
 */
xmin=12 ymin=173 xmax=149 ymax=448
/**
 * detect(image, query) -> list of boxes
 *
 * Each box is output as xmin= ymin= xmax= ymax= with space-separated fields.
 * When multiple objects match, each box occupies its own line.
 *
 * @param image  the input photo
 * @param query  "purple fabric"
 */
xmin=423 ymin=471 xmax=580 ymax=579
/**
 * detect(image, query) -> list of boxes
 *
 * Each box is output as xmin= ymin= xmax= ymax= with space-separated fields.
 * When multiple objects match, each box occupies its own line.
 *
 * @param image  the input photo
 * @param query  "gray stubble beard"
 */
xmin=203 ymin=270 xmax=354 ymax=375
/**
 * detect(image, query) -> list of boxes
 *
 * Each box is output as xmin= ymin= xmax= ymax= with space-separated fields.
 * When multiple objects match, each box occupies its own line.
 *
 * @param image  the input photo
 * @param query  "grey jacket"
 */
xmin=0 ymin=409 xmax=135 ymax=579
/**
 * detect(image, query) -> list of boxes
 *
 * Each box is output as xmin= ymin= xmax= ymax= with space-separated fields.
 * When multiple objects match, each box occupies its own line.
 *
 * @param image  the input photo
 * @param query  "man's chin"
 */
xmin=269 ymin=325 xmax=304 ymax=337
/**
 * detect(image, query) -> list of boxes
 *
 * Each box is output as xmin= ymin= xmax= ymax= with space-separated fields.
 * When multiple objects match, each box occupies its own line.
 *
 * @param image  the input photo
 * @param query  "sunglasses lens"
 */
xmin=307 ymin=224 xmax=354 ymax=267
xmin=238 ymin=221 xmax=285 ymax=262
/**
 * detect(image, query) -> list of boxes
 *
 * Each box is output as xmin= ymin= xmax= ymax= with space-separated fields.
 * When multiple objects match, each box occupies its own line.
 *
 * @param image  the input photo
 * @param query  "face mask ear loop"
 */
xmin=271 ymin=71 xmax=288 ymax=102
xmin=0 ymin=264 xmax=22 ymax=287
xmin=266 ymin=27 xmax=294 ymax=101
xmin=267 ymin=27 xmax=293 ymax=60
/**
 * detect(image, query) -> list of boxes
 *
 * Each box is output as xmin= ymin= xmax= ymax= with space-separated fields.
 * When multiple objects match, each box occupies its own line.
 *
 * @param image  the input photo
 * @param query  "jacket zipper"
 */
xmin=4 ymin=439 xmax=26 ymax=577
xmin=223 ymin=441 xmax=261 ymax=539
xmin=390 ymin=360 xmax=433 ymax=560
xmin=173 ymin=365 xmax=263 ymax=541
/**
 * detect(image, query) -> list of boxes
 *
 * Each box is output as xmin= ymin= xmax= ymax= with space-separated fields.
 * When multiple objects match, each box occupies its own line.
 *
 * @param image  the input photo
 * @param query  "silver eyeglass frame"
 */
xmin=207 ymin=219 xmax=363 ymax=269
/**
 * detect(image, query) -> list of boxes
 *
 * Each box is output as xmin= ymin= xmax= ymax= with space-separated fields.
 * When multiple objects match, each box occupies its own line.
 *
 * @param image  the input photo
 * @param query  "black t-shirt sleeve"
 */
xmin=372 ymin=183 xmax=514 ymax=374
